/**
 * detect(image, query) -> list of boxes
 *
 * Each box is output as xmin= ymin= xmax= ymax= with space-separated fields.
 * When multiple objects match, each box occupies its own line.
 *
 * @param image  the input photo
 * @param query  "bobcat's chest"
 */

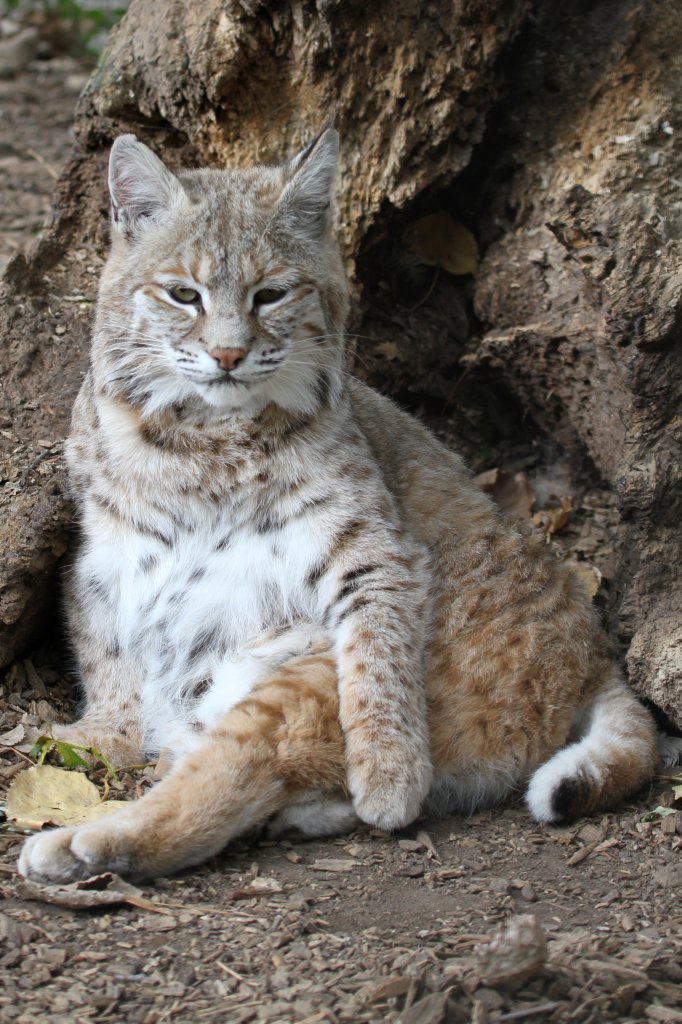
xmin=79 ymin=508 xmax=325 ymax=688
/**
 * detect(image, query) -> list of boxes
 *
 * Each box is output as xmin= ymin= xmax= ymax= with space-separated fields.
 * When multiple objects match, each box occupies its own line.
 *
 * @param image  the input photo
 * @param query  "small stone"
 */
xmin=476 ymin=914 xmax=547 ymax=990
xmin=34 ymin=700 xmax=56 ymax=721
xmin=41 ymin=947 xmax=67 ymax=968
xmin=398 ymin=839 xmax=425 ymax=852
xmin=0 ymin=913 xmax=37 ymax=948
xmin=488 ymin=877 xmax=511 ymax=894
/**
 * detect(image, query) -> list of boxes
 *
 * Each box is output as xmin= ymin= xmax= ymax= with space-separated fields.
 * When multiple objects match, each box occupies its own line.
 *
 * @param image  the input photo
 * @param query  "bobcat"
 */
xmin=19 ymin=130 xmax=657 ymax=884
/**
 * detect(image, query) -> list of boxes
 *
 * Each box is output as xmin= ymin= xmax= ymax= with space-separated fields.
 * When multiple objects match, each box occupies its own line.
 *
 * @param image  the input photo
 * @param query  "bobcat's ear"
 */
xmin=278 ymin=128 xmax=339 ymax=235
xmin=108 ymin=135 xmax=185 ymax=239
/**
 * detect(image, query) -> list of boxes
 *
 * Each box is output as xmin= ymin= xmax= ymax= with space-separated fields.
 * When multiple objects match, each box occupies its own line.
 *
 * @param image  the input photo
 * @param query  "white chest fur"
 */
xmin=81 ymin=510 xmax=324 ymax=661
xmin=77 ymin=478 xmax=331 ymax=751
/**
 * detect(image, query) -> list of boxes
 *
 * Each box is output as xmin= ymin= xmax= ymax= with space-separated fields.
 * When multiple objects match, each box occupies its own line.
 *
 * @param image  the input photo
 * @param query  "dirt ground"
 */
xmin=1 ymin=46 xmax=682 ymax=1024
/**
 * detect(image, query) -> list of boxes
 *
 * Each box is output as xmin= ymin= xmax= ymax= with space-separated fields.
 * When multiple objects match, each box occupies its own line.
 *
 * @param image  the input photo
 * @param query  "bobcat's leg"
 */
xmin=19 ymin=649 xmax=346 ymax=883
xmin=47 ymin=652 xmax=145 ymax=768
xmin=48 ymin=586 xmax=145 ymax=766
xmin=329 ymin=535 xmax=433 ymax=832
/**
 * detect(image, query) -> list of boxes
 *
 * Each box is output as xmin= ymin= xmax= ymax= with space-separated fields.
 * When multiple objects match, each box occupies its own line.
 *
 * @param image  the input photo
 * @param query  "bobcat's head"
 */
xmin=96 ymin=131 xmax=348 ymax=420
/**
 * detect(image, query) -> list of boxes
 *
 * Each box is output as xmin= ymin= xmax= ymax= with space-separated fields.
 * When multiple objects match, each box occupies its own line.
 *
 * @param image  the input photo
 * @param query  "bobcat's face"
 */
xmin=120 ymin=196 xmax=332 ymax=414
xmin=96 ymin=133 xmax=348 ymax=418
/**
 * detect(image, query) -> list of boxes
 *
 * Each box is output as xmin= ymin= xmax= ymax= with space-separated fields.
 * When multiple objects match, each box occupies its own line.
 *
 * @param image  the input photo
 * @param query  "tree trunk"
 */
xmin=472 ymin=0 xmax=682 ymax=721
xmin=1 ymin=0 xmax=680 ymax=721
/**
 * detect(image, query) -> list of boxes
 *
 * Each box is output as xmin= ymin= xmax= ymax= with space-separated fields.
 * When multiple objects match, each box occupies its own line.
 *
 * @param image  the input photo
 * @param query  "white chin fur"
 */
xmin=193 ymin=379 xmax=263 ymax=412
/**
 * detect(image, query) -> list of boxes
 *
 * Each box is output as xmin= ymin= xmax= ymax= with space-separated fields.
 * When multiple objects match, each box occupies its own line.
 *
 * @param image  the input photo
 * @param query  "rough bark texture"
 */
xmin=0 ymin=0 xmax=679 ymax=720
xmin=472 ymin=0 xmax=682 ymax=720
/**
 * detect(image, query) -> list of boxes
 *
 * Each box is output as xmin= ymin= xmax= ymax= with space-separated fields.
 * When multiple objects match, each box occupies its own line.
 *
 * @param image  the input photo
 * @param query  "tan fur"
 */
xmin=18 ymin=132 xmax=658 ymax=884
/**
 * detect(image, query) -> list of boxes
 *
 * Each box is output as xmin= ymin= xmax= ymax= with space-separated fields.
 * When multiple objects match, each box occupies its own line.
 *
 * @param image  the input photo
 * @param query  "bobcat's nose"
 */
xmin=209 ymin=347 xmax=247 ymax=372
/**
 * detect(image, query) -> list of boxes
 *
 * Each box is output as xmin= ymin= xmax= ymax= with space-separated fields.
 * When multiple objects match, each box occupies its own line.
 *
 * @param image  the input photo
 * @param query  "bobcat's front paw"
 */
xmin=19 ymin=819 xmax=135 ymax=884
xmin=347 ymin=741 xmax=433 ymax=831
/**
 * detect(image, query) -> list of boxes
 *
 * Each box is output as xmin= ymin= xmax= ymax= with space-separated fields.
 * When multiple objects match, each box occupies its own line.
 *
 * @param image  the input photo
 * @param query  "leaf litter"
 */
xmin=5 ymin=764 xmax=128 ymax=830
xmin=16 ymin=871 xmax=167 ymax=913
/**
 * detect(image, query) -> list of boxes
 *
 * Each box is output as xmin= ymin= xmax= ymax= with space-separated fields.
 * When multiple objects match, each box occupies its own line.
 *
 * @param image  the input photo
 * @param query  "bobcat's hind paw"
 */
xmin=348 ymin=749 xmax=433 ymax=831
xmin=19 ymin=820 xmax=134 ymax=884
xmin=19 ymin=828 xmax=93 ymax=884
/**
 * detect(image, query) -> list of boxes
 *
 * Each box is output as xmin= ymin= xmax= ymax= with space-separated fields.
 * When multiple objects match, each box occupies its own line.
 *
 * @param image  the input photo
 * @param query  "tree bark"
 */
xmin=1 ymin=0 xmax=679 ymax=721
xmin=472 ymin=0 xmax=682 ymax=720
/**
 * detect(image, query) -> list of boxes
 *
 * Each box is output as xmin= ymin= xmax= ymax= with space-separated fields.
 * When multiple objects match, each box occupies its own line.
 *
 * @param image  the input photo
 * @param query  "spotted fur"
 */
xmin=19 ymin=133 xmax=657 ymax=883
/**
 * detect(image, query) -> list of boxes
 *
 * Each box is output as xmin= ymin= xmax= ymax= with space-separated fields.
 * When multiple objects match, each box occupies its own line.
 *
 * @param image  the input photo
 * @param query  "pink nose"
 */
xmin=209 ymin=347 xmax=247 ymax=371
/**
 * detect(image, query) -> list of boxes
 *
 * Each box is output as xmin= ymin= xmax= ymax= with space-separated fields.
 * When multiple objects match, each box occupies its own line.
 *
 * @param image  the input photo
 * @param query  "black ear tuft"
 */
xmin=278 ymin=128 xmax=339 ymax=234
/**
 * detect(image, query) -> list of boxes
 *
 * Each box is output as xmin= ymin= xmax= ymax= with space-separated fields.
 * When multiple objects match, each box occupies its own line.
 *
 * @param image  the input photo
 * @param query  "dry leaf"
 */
xmin=576 ymin=823 xmax=603 ymax=844
xmin=471 ymin=1003 xmax=489 ymax=1024
xmin=416 ymin=829 xmax=441 ymax=861
xmin=231 ymin=876 xmax=283 ymax=899
xmin=532 ymin=495 xmax=572 ymax=535
xmin=406 ymin=211 xmax=478 ymax=275
xmin=475 ymin=468 xmax=535 ymax=520
xmin=360 ymin=976 xmax=412 ymax=1005
xmin=283 ymin=849 xmax=303 ymax=864
xmin=309 ymin=858 xmax=357 ymax=873
xmin=240 ymin=876 xmax=282 ymax=894
xmin=16 ymin=871 xmax=169 ymax=913
xmin=566 ymin=842 xmax=599 ymax=867
xmin=0 ymin=724 xmax=25 ymax=747
xmin=394 ymin=864 xmax=425 ymax=878
xmin=5 ymin=765 xmax=128 ymax=830
xmin=398 ymin=839 xmax=424 ymax=853
xmin=427 ymin=866 xmax=466 ymax=881
xmin=645 ymin=1007 xmax=682 ymax=1023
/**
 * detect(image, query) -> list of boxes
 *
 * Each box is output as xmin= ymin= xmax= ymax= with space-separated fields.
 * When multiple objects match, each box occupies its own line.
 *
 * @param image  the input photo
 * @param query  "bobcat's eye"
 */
xmin=169 ymin=285 xmax=201 ymax=305
xmin=253 ymin=287 xmax=288 ymax=309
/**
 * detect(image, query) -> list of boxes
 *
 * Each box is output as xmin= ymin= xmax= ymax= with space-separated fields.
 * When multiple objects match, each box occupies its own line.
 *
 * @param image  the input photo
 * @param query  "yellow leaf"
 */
xmin=6 ymin=765 xmax=128 ymax=831
xmin=406 ymin=212 xmax=479 ymax=275
xmin=532 ymin=495 xmax=572 ymax=535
